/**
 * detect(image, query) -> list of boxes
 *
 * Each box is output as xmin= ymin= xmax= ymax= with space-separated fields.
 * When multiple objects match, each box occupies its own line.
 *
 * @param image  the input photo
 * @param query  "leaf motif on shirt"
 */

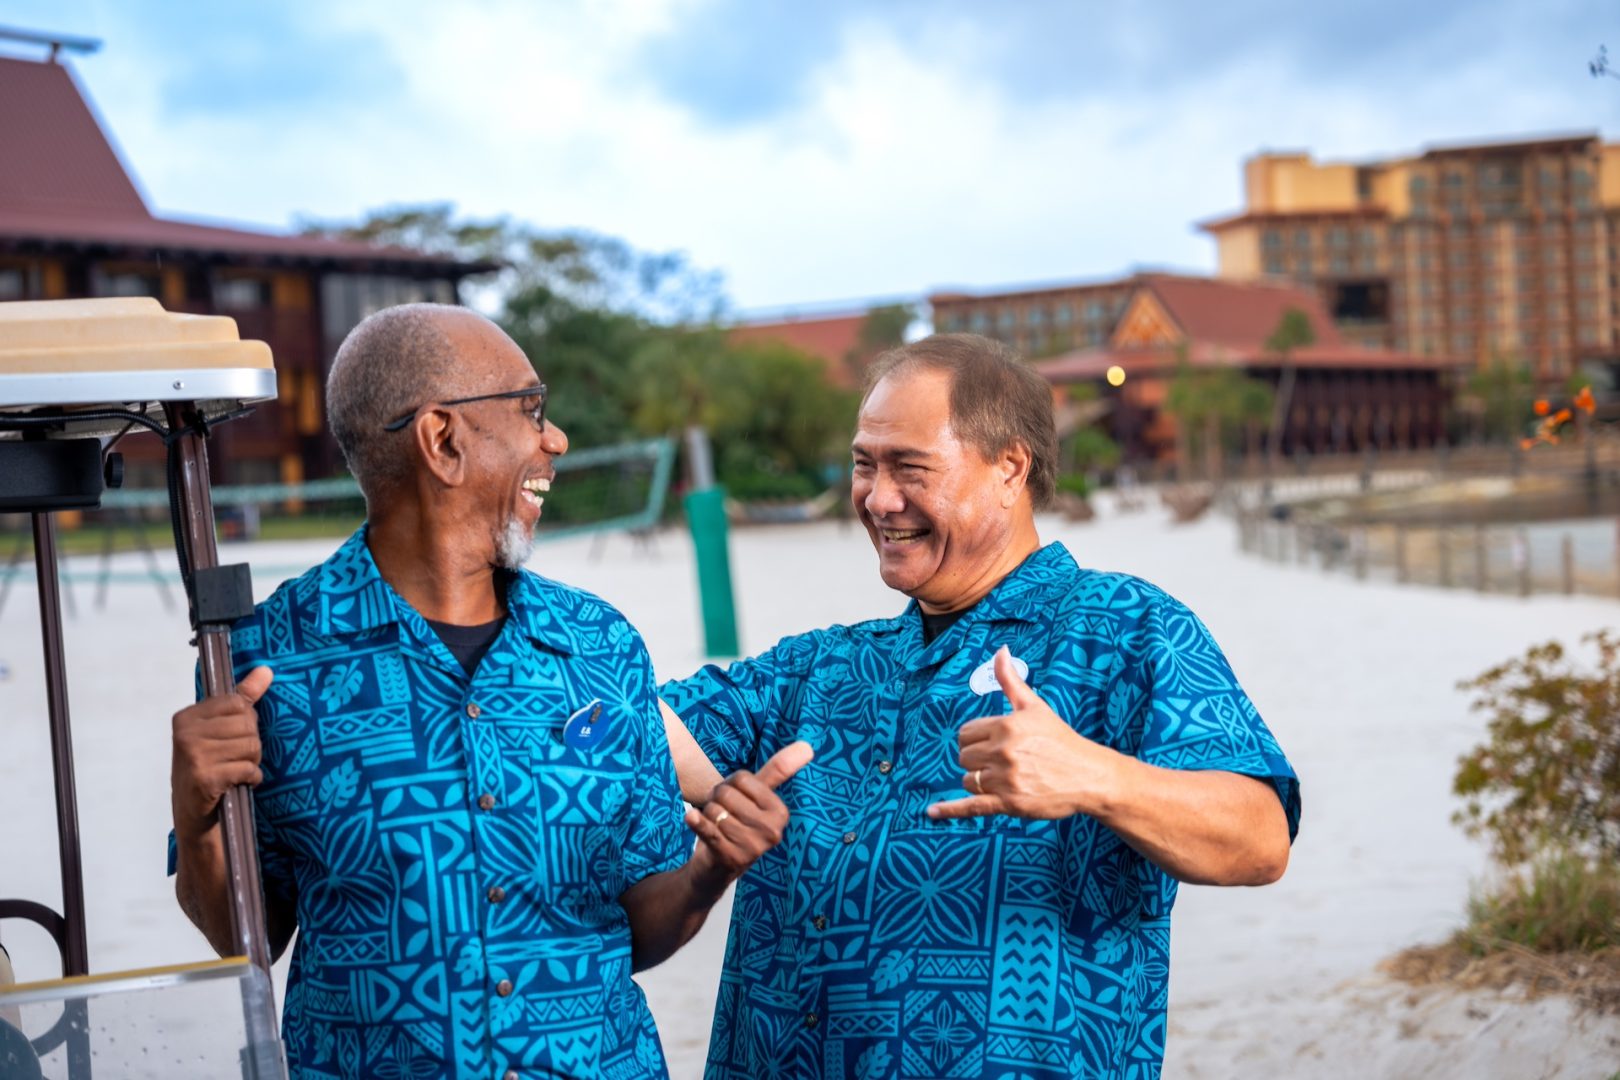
xmin=855 ymin=1043 xmax=893 ymax=1080
xmin=1094 ymin=927 xmax=1128 ymax=966
xmin=872 ymin=950 xmax=913 ymax=993
xmin=318 ymin=660 xmax=364 ymax=711
xmin=318 ymin=759 xmax=360 ymax=809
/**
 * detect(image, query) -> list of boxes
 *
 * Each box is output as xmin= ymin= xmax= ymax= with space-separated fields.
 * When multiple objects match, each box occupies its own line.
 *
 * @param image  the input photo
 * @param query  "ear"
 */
xmin=413 ymin=407 xmax=466 ymax=488
xmin=998 ymin=440 xmax=1032 ymax=508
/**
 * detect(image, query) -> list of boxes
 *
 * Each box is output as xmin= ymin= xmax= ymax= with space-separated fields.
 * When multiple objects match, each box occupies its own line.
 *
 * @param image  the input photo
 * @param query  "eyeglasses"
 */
xmin=382 ymin=384 xmax=548 ymax=433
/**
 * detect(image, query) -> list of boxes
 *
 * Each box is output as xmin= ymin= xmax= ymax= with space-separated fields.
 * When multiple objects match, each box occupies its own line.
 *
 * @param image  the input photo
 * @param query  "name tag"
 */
xmin=969 ymin=654 xmax=1029 ymax=696
xmin=564 ymin=698 xmax=608 ymax=749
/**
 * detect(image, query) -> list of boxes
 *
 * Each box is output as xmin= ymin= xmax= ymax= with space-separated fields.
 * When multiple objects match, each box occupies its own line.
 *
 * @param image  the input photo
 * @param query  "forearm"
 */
xmin=659 ymin=698 xmax=724 ymax=805
xmin=620 ymin=862 xmax=728 ymax=973
xmin=1092 ymin=758 xmax=1291 ymax=886
xmin=174 ymin=826 xmax=240 ymax=958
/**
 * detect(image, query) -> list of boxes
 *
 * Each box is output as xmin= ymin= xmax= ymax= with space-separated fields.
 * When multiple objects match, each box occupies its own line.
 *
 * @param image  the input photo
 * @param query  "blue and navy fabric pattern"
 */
xmin=662 ymin=543 xmax=1300 ymax=1080
xmin=222 ymin=528 xmax=688 ymax=1079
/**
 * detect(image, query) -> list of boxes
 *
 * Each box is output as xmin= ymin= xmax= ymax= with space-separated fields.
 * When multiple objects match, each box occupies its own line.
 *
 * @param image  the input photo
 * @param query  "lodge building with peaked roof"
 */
xmin=0 ymin=36 xmax=495 ymax=487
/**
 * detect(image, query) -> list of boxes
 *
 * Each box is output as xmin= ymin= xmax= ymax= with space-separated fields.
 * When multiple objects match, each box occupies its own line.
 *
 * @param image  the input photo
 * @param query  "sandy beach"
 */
xmin=3 ymin=500 xmax=1619 ymax=1077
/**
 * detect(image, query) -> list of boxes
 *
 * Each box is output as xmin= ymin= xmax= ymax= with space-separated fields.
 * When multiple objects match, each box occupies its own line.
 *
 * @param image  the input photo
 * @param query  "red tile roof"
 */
xmin=1034 ymin=274 xmax=1464 ymax=380
xmin=729 ymin=312 xmax=870 ymax=388
xmin=0 ymin=54 xmax=490 ymax=271
xmin=0 ymin=54 xmax=148 ymax=220
xmin=1136 ymin=272 xmax=1344 ymax=348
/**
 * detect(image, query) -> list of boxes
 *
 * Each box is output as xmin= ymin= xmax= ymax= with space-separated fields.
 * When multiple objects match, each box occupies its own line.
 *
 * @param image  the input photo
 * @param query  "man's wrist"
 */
xmin=1071 ymin=744 xmax=1138 ymax=822
xmin=682 ymin=851 xmax=733 ymax=907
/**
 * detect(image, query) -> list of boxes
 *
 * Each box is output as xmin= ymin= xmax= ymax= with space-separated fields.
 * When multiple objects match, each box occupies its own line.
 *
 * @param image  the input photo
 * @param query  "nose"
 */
xmin=541 ymin=419 xmax=569 ymax=457
xmin=863 ymin=470 xmax=905 ymax=518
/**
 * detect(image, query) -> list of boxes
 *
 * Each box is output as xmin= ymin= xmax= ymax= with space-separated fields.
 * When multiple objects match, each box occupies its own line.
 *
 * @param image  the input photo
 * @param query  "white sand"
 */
xmin=3 ymin=501 xmax=1619 ymax=1077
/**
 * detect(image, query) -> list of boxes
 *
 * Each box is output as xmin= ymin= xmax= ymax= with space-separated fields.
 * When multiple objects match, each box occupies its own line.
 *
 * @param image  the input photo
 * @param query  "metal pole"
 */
xmin=1518 ymin=527 xmax=1532 ymax=598
xmin=1438 ymin=527 xmax=1451 ymax=589
xmin=32 ymin=513 xmax=89 ymax=979
xmin=32 ymin=512 xmax=94 ymax=1080
xmin=1474 ymin=526 xmax=1487 ymax=594
xmin=164 ymin=406 xmax=284 ymax=1079
xmin=1562 ymin=534 xmax=1576 ymax=596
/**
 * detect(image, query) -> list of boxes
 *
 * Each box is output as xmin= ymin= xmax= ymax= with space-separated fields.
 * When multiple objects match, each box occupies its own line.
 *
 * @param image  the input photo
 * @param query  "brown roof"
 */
xmin=0 ymin=54 xmax=148 ymax=220
xmin=0 ymin=54 xmax=491 ymax=273
xmin=1137 ymin=273 xmax=1344 ymax=349
xmin=1196 ymin=206 xmax=1387 ymax=233
xmin=1036 ymin=341 xmax=1466 ymax=382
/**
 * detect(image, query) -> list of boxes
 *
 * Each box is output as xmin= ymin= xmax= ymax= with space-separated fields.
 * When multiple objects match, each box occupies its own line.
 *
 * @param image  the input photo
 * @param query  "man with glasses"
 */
xmin=168 ymin=303 xmax=808 ymax=1079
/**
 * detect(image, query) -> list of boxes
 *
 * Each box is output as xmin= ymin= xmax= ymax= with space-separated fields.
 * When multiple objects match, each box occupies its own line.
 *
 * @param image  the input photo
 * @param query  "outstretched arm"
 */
xmin=620 ymin=741 xmax=812 ymax=971
xmin=928 ymin=648 xmax=1290 ymax=886
xmin=660 ymin=697 xmax=724 ymax=805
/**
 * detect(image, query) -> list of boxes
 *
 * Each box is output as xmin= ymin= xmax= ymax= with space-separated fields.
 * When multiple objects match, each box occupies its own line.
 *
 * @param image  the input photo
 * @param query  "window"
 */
xmin=212 ymin=276 xmax=271 ymax=311
xmin=91 ymin=267 xmax=160 ymax=297
xmin=1027 ymin=307 xmax=1045 ymax=327
xmin=1264 ymin=254 xmax=1286 ymax=275
xmin=1328 ymin=227 xmax=1349 ymax=248
xmin=1294 ymin=228 xmax=1311 ymax=249
xmin=0 ymin=268 xmax=24 ymax=301
xmin=1262 ymin=228 xmax=1283 ymax=250
xmin=1054 ymin=304 xmax=1072 ymax=326
xmin=997 ymin=309 xmax=1016 ymax=331
xmin=319 ymin=274 xmax=456 ymax=352
xmin=969 ymin=311 xmax=988 ymax=332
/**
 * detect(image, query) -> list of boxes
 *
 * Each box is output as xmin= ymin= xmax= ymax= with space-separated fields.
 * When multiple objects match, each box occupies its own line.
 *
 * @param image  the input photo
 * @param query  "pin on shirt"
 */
xmin=969 ymin=653 xmax=1029 ymax=696
xmin=564 ymin=698 xmax=609 ymax=750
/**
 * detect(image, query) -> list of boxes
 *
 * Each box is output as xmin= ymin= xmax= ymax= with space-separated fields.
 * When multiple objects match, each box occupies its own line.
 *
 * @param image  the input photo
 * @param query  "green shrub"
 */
xmin=1055 ymin=473 xmax=1091 ymax=500
xmin=1453 ymin=631 xmax=1620 ymax=867
xmin=1457 ymin=851 xmax=1620 ymax=956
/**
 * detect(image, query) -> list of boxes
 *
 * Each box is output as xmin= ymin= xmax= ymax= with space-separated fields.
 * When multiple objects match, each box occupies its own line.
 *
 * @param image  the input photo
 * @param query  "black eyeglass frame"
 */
xmin=382 ymin=383 xmax=548 ymax=433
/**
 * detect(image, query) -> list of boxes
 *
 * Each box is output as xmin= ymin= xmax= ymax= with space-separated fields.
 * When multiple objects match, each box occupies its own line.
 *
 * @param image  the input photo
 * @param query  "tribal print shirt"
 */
xmin=184 ymin=528 xmax=689 ymax=1079
xmin=663 ymin=542 xmax=1301 ymax=1080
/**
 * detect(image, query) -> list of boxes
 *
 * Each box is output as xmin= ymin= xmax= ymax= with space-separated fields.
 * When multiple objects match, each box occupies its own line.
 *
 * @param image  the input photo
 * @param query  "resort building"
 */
xmin=1199 ymin=133 xmax=1620 ymax=385
xmin=0 ymin=33 xmax=492 ymax=486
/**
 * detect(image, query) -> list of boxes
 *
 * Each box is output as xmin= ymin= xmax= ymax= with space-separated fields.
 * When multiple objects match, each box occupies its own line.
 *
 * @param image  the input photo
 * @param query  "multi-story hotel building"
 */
xmin=1199 ymin=133 xmax=1620 ymax=384
xmin=929 ymin=277 xmax=1140 ymax=360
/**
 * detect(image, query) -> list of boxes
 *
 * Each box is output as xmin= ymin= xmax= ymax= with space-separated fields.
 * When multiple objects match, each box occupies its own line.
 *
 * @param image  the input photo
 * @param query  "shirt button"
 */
xmin=477 ymin=793 xmax=497 ymax=811
xmin=465 ymin=702 xmax=481 ymax=719
xmin=841 ymin=832 xmax=857 ymax=845
xmin=496 ymin=978 xmax=514 ymax=997
xmin=877 ymin=760 xmax=893 ymax=775
xmin=487 ymin=885 xmax=507 ymax=904
xmin=812 ymin=914 xmax=828 ymax=931
xmin=803 ymin=1012 xmax=819 ymax=1029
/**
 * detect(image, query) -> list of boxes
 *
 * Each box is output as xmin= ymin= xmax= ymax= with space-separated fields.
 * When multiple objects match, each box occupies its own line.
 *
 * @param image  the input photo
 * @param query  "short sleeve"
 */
xmin=1139 ymin=593 xmax=1301 ymax=841
xmin=620 ymin=637 xmax=696 ymax=887
xmin=659 ymin=650 xmax=786 ymax=777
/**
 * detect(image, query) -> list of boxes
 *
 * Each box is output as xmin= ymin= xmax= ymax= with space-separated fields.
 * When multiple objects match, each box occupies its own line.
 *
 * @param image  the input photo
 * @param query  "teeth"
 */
xmin=883 ymin=529 xmax=926 ymax=542
xmin=523 ymin=477 xmax=551 ymax=493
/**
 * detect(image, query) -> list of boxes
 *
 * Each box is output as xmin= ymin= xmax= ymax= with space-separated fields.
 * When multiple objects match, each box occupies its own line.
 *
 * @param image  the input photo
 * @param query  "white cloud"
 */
xmin=29 ymin=0 xmax=1616 ymax=310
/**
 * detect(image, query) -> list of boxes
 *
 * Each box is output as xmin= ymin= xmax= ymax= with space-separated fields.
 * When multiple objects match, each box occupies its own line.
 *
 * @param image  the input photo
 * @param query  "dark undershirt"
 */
xmin=425 ymin=615 xmax=507 ymax=675
xmin=920 ymin=607 xmax=969 ymax=645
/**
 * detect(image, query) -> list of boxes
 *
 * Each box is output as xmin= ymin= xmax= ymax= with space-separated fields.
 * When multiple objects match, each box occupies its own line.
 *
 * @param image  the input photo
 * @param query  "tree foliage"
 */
xmin=1453 ymin=632 xmax=1620 ymax=867
xmin=1163 ymin=359 xmax=1275 ymax=475
xmin=1264 ymin=306 xmax=1316 ymax=463
xmin=1462 ymin=359 xmax=1536 ymax=443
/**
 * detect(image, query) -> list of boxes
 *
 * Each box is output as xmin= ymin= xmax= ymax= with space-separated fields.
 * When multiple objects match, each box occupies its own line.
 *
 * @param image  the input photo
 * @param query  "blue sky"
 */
xmin=3 ymin=0 xmax=1615 ymax=312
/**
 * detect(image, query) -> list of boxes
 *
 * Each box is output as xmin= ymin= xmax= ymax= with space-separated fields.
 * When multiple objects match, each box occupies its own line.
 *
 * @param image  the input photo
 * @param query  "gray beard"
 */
xmin=494 ymin=513 xmax=535 ymax=570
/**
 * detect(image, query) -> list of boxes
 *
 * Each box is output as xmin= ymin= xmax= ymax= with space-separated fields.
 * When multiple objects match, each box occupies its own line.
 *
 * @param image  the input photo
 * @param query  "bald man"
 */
xmin=169 ymin=304 xmax=808 ymax=1079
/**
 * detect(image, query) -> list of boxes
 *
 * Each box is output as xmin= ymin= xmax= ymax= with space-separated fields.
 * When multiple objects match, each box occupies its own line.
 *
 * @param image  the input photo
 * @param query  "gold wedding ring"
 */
xmin=972 ymin=769 xmax=983 ymax=794
xmin=712 ymin=809 xmax=731 ymax=826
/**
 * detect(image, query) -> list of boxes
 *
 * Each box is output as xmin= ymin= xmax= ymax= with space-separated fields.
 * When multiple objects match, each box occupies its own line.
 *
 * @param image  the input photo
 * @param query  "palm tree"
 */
xmin=1264 ymin=307 xmax=1316 ymax=467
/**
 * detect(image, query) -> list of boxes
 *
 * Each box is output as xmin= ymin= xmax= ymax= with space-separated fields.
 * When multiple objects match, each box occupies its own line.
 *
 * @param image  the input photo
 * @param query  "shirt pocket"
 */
xmin=526 ymin=701 xmax=636 ymax=903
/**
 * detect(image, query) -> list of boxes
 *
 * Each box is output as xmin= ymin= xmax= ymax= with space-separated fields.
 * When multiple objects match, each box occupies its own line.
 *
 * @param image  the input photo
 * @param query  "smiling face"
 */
xmin=439 ymin=314 xmax=569 ymax=570
xmin=851 ymin=366 xmax=1037 ymax=613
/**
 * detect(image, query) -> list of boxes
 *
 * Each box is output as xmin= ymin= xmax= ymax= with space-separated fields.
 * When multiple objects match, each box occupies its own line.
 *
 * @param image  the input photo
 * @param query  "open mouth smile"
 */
xmin=521 ymin=476 xmax=551 ymax=510
xmin=880 ymin=527 xmax=929 ymax=544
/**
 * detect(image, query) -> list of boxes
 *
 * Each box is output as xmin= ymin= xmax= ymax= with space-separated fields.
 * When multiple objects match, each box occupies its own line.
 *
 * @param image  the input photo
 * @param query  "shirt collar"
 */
xmin=878 ymin=541 xmax=1078 ymax=670
xmin=313 ymin=526 xmax=577 ymax=656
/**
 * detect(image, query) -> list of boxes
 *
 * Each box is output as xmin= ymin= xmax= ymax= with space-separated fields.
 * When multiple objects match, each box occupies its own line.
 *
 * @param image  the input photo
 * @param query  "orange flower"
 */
xmin=1575 ymin=385 xmax=1596 ymax=414
xmin=1534 ymin=399 xmax=1551 ymax=416
xmin=1553 ymin=408 xmax=1573 ymax=425
xmin=1520 ymin=437 xmax=1536 ymax=450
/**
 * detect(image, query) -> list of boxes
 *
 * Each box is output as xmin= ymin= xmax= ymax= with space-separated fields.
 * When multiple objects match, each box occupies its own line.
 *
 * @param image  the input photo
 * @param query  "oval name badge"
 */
xmin=969 ymin=654 xmax=1029 ymax=696
xmin=564 ymin=699 xmax=609 ymax=750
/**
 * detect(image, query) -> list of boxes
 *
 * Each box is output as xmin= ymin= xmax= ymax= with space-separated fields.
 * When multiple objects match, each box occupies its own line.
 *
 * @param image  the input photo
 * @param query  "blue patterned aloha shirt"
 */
xmin=661 ymin=542 xmax=1300 ymax=1080
xmin=179 ymin=528 xmax=690 ymax=1079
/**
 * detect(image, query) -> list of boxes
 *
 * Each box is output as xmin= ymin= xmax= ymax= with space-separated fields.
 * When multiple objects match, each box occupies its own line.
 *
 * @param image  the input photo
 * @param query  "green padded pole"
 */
xmin=684 ymin=486 xmax=739 ymax=658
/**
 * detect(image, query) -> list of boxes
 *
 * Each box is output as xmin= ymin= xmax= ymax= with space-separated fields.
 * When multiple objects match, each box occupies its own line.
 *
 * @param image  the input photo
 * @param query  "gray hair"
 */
xmin=863 ymin=333 xmax=1059 ymax=510
xmin=325 ymin=303 xmax=480 ymax=502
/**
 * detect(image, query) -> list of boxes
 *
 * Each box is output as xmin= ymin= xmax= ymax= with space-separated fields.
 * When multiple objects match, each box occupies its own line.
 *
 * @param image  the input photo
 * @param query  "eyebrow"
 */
xmin=851 ymin=443 xmax=934 ymax=464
